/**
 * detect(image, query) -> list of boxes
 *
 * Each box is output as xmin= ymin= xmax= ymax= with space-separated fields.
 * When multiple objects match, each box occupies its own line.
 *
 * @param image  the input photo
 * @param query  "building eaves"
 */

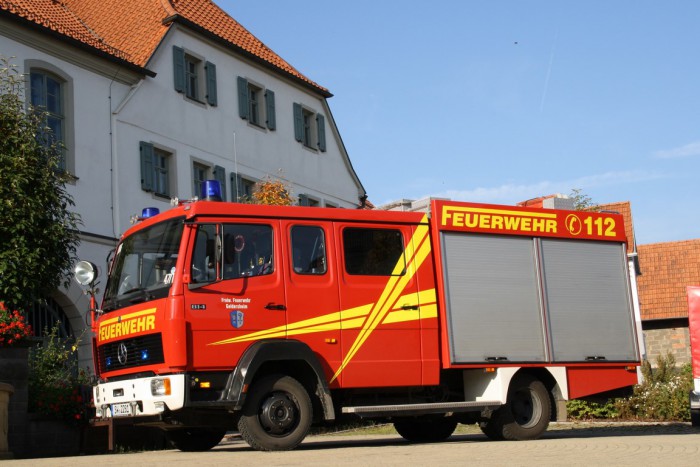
xmin=165 ymin=0 xmax=331 ymax=98
xmin=0 ymin=0 xmax=153 ymax=77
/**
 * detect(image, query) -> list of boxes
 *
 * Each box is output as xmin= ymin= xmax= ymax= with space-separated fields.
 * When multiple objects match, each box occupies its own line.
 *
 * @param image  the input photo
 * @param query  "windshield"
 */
xmin=103 ymin=217 xmax=184 ymax=312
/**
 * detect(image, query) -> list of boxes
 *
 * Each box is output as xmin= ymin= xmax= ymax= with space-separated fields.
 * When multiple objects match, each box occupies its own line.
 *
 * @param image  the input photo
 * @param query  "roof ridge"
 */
xmin=159 ymin=0 xmax=176 ymax=17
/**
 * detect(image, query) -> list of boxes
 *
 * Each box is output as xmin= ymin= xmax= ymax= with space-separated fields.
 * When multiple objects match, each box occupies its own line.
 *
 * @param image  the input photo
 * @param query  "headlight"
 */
xmin=74 ymin=260 xmax=98 ymax=286
xmin=151 ymin=378 xmax=172 ymax=396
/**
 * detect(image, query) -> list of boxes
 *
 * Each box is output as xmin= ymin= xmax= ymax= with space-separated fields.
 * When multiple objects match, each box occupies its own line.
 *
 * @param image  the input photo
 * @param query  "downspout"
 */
xmin=109 ymin=78 xmax=145 ymax=237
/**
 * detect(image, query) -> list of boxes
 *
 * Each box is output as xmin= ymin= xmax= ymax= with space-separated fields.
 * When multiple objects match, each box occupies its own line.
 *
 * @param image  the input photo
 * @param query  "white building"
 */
xmin=1 ymin=0 xmax=365 ymax=369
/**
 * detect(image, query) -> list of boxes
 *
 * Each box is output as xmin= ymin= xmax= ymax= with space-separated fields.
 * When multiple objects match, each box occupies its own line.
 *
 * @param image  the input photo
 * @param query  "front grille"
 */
xmin=97 ymin=333 xmax=164 ymax=373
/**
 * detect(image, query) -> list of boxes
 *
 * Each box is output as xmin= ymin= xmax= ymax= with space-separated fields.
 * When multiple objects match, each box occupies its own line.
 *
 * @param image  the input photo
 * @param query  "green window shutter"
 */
xmin=265 ymin=89 xmax=276 ymax=130
xmin=316 ymin=114 xmax=326 ymax=152
xmin=237 ymin=77 xmax=249 ymax=119
xmin=139 ymin=141 xmax=154 ymax=192
xmin=205 ymin=61 xmax=217 ymax=106
xmin=293 ymin=103 xmax=303 ymax=142
xmin=173 ymin=46 xmax=185 ymax=93
xmin=298 ymin=194 xmax=309 ymax=206
xmin=213 ymin=165 xmax=226 ymax=200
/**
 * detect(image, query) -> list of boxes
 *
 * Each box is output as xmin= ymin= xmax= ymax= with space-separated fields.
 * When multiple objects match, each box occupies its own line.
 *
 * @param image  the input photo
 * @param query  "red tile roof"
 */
xmin=1 ymin=0 xmax=328 ymax=94
xmin=1 ymin=0 xmax=134 ymax=62
xmin=637 ymin=239 xmax=700 ymax=321
xmin=596 ymin=201 xmax=636 ymax=254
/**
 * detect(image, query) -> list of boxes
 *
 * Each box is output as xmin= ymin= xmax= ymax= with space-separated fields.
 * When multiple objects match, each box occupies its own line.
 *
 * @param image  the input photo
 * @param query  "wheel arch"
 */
xmin=511 ymin=367 xmax=567 ymax=422
xmin=226 ymin=339 xmax=335 ymax=421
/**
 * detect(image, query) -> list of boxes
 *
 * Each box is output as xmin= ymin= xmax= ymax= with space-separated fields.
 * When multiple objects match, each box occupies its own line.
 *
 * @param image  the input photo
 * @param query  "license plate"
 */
xmin=112 ymin=402 xmax=133 ymax=417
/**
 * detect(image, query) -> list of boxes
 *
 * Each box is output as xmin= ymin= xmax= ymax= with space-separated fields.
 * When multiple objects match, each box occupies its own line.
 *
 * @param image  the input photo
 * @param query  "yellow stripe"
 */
xmin=442 ymin=205 xmax=557 ymax=219
xmin=207 ymin=290 xmax=437 ymax=345
xmin=331 ymin=217 xmax=431 ymax=383
xmin=99 ymin=308 xmax=156 ymax=328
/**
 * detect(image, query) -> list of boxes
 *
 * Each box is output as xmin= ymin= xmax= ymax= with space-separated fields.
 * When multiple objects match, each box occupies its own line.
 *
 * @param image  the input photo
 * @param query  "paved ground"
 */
xmin=4 ymin=422 xmax=700 ymax=466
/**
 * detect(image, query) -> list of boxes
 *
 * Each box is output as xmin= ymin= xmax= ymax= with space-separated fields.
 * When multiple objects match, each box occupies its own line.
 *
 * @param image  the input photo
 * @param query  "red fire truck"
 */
xmin=687 ymin=287 xmax=700 ymax=426
xmin=74 ymin=182 xmax=640 ymax=451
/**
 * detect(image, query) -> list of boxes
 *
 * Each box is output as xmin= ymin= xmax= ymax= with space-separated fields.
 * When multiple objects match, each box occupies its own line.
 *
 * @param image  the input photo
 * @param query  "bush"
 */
xmin=28 ymin=324 xmax=91 ymax=425
xmin=567 ymin=353 xmax=693 ymax=422
xmin=566 ymin=399 xmax=619 ymax=420
xmin=616 ymin=353 xmax=692 ymax=421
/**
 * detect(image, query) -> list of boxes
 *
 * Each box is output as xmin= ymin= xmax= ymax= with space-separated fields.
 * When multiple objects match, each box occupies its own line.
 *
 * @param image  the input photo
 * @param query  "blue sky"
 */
xmin=221 ymin=1 xmax=700 ymax=245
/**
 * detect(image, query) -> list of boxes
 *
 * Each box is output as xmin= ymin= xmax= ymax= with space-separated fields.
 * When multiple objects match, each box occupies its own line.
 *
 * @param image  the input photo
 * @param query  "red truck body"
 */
xmin=87 ymin=197 xmax=640 ymax=450
xmin=687 ymin=286 xmax=700 ymax=426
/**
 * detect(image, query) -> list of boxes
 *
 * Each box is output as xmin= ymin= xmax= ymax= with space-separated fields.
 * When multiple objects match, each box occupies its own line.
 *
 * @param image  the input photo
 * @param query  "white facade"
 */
xmin=1 ymin=13 xmax=365 ymax=370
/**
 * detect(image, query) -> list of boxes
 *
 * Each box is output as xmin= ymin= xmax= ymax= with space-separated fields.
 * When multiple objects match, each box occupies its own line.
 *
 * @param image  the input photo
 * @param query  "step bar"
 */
xmin=342 ymin=400 xmax=502 ymax=417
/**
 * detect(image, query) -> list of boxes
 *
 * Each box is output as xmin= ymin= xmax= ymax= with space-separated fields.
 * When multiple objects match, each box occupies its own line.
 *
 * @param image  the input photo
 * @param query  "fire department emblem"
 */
xmin=230 ymin=311 xmax=244 ymax=329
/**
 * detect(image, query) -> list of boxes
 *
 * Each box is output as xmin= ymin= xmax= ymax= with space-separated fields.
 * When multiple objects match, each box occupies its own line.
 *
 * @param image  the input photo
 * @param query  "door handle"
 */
xmin=401 ymin=305 xmax=419 ymax=310
xmin=265 ymin=303 xmax=287 ymax=311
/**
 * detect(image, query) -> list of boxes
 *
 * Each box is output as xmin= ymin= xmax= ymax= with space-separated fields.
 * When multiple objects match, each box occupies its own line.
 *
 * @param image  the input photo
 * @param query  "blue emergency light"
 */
xmin=141 ymin=207 xmax=160 ymax=218
xmin=201 ymin=180 xmax=223 ymax=201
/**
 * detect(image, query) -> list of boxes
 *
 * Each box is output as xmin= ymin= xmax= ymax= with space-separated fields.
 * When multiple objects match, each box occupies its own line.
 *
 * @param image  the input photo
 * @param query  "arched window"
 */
xmin=25 ymin=60 xmax=74 ymax=175
xmin=30 ymin=70 xmax=66 ymax=169
xmin=27 ymin=296 xmax=74 ymax=339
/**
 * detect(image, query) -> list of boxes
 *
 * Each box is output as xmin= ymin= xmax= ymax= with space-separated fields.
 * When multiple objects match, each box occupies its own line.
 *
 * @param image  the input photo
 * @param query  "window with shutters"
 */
xmin=153 ymin=148 xmax=170 ymax=197
xmin=192 ymin=162 xmax=208 ymax=197
xmin=140 ymin=142 xmax=174 ymax=198
xmin=173 ymin=46 xmax=217 ymax=106
xmin=191 ymin=161 xmax=227 ymax=199
xmin=298 ymin=194 xmax=320 ymax=207
xmin=237 ymin=77 xmax=275 ymax=130
xmin=293 ymin=103 xmax=326 ymax=152
xmin=230 ymin=173 xmax=257 ymax=202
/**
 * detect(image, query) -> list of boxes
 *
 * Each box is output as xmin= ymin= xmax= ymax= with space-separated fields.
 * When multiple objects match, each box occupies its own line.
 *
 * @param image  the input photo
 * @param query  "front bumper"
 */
xmin=93 ymin=374 xmax=186 ymax=418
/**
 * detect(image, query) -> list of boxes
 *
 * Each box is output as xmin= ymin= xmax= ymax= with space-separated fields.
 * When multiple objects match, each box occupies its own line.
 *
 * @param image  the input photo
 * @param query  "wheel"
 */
xmin=480 ymin=374 xmax=551 ymax=441
xmin=394 ymin=417 xmax=458 ymax=443
xmin=691 ymin=409 xmax=700 ymax=427
xmin=237 ymin=374 xmax=313 ymax=451
xmin=166 ymin=427 xmax=226 ymax=451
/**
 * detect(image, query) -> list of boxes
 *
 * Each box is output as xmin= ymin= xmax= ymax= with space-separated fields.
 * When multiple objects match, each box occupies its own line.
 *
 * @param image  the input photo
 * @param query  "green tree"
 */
xmin=569 ymin=188 xmax=598 ymax=211
xmin=0 ymin=56 xmax=80 ymax=311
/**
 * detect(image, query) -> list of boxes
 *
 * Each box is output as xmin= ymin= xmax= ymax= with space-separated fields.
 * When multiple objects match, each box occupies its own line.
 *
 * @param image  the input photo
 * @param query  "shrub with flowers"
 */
xmin=0 ymin=303 xmax=33 ymax=347
xmin=28 ymin=324 xmax=91 ymax=425
xmin=567 ymin=353 xmax=693 ymax=422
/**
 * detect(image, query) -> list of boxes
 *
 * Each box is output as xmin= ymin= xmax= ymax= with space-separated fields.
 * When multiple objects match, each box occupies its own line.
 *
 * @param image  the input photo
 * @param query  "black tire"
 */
xmin=691 ymin=409 xmax=700 ymax=427
xmin=394 ymin=417 xmax=458 ymax=443
xmin=237 ymin=374 xmax=313 ymax=451
xmin=480 ymin=374 xmax=551 ymax=441
xmin=166 ymin=427 xmax=226 ymax=452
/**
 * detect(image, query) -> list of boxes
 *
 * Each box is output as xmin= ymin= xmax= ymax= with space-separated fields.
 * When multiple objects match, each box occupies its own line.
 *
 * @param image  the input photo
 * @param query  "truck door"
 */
xmin=281 ymin=221 xmax=341 ymax=386
xmin=184 ymin=220 xmax=286 ymax=369
xmin=332 ymin=222 xmax=423 ymax=388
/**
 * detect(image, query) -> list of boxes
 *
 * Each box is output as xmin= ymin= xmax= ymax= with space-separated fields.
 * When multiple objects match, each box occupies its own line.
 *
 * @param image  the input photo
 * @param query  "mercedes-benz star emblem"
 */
xmin=117 ymin=343 xmax=128 ymax=365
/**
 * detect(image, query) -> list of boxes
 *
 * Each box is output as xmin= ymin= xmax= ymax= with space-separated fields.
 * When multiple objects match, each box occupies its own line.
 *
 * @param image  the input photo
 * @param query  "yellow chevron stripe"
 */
xmin=208 ymin=291 xmax=437 ymax=345
xmin=208 ymin=215 xmax=435 ymax=384
xmin=330 ymin=217 xmax=431 ymax=383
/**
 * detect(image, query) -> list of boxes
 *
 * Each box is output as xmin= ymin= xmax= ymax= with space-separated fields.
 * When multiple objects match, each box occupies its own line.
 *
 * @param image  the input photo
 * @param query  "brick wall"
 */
xmin=642 ymin=327 xmax=691 ymax=366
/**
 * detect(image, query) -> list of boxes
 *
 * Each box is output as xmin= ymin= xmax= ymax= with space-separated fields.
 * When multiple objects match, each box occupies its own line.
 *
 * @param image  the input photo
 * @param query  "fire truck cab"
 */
xmin=76 ymin=182 xmax=641 ymax=451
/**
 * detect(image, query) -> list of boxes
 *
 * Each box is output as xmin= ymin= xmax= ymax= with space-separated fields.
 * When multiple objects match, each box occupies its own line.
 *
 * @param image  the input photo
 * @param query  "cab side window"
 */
xmin=342 ymin=228 xmax=405 ymax=276
xmin=291 ymin=225 xmax=327 ymax=275
xmin=191 ymin=224 xmax=218 ymax=283
xmin=222 ymin=224 xmax=273 ymax=279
